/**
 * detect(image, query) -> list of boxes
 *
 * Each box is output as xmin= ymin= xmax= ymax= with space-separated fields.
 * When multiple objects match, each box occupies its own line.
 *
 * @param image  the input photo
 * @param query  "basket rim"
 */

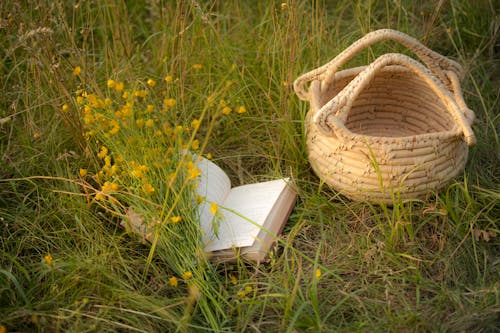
xmin=309 ymin=65 xmax=466 ymax=145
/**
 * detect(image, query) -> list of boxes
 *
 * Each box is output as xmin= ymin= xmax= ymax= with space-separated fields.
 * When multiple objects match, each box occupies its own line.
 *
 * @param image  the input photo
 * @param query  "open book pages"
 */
xmin=196 ymin=157 xmax=296 ymax=260
xmin=121 ymin=154 xmax=296 ymax=262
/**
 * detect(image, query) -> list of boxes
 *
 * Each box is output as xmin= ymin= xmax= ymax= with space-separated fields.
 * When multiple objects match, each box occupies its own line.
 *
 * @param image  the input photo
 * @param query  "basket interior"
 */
xmin=320 ymin=68 xmax=455 ymax=137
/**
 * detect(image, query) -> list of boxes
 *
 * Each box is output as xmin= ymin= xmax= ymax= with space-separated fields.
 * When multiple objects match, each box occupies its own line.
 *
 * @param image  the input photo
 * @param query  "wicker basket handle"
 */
xmin=314 ymin=53 xmax=476 ymax=146
xmin=294 ymin=29 xmax=463 ymax=101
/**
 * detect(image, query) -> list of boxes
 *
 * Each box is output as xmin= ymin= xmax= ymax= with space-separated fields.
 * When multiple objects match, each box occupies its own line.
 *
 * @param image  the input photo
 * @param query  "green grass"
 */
xmin=1 ymin=0 xmax=498 ymax=332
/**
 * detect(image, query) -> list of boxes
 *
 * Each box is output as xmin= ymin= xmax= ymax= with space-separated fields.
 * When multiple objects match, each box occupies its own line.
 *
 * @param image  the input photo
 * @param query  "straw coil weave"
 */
xmin=294 ymin=29 xmax=476 ymax=203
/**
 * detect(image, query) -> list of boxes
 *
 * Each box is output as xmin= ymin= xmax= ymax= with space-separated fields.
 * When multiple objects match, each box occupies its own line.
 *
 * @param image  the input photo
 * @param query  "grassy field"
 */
xmin=1 ymin=0 xmax=498 ymax=332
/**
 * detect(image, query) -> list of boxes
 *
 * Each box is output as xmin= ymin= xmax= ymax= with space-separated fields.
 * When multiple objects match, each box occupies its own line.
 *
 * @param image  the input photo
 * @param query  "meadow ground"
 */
xmin=0 ymin=1 xmax=498 ymax=332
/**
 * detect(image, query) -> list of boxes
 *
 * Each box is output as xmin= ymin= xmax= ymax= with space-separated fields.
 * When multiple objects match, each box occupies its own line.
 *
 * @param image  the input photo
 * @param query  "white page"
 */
xmin=203 ymin=179 xmax=288 ymax=252
xmin=195 ymin=157 xmax=232 ymax=237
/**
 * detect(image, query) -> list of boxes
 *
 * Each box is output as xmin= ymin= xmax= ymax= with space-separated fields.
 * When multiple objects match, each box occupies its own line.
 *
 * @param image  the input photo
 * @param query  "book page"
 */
xmin=203 ymin=179 xmax=288 ymax=252
xmin=196 ymin=157 xmax=232 ymax=236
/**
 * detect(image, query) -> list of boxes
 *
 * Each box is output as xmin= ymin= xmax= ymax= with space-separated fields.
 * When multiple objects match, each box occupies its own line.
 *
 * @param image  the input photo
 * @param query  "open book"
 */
xmin=122 ymin=156 xmax=297 ymax=262
xmin=196 ymin=157 xmax=297 ymax=262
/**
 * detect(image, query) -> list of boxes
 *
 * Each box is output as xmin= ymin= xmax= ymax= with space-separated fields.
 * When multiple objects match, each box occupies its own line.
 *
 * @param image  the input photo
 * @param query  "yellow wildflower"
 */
xmin=191 ymin=119 xmax=200 ymax=129
xmin=131 ymin=169 xmax=140 ymax=178
xmin=62 ymin=104 xmax=69 ymax=112
xmin=165 ymin=75 xmax=173 ymax=82
xmin=122 ymin=91 xmax=129 ymax=99
xmin=44 ymin=254 xmax=53 ymax=265
xmin=134 ymin=90 xmax=148 ymax=98
xmin=95 ymin=170 xmax=104 ymax=183
xmin=173 ymin=125 xmax=183 ymax=135
xmin=107 ymin=164 xmax=118 ymax=176
xmin=114 ymin=110 xmax=123 ymax=119
xmin=142 ymin=183 xmax=155 ymax=195
xmin=237 ymin=106 xmax=246 ymax=114
xmin=315 ymin=268 xmax=321 ymax=279
xmin=122 ymin=104 xmax=133 ymax=117
xmin=210 ymin=202 xmax=218 ymax=215
xmin=164 ymin=98 xmax=176 ymax=107
xmin=206 ymin=153 xmax=213 ymax=159
xmin=136 ymin=118 xmax=145 ymax=128
xmin=94 ymin=113 xmax=105 ymax=123
xmin=245 ymin=285 xmax=252 ymax=293
xmin=131 ymin=166 xmax=145 ymax=178
xmin=97 ymin=146 xmax=108 ymax=159
xmin=169 ymin=276 xmax=178 ymax=287
xmin=83 ymin=105 xmax=92 ymax=114
xmin=171 ymin=216 xmax=182 ymax=223
xmin=83 ymin=114 xmax=94 ymax=125
xmin=182 ymin=271 xmax=193 ymax=280
xmin=79 ymin=168 xmax=88 ymax=177
xmin=147 ymin=79 xmax=156 ymax=87
xmin=145 ymin=119 xmax=154 ymax=127
xmin=192 ymin=139 xmax=200 ymax=150
xmin=115 ymin=81 xmax=124 ymax=92
xmin=281 ymin=2 xmax=288 ymax=10
xmin=146 ymin=104 xmax=154 ymax=113
xmin=73 ymin=66 xmax=81 ymax=76
xmin=188 ymin=166 xmax=201 ymax=180
xmin=87 ymin=94 xmax=99 ymax=107
xmin=229 ymin=274 xmax=238 ymax=285
xmin=193 ymin=63 xmax=202 ymax=70
xmin=107 ymin=79 xmax=116 ymax=88
xmin=237 ymin=290 xmax=246 ymax=298
xmin=222 ymin=106 xmax=232 ymax=115
xmin=109 ymin=124 xmax=120 ymax=135
xmin=102 ymin=181 xmax=118 ymax=193
xmin=33 ymin=132 xmax=40 ymax=139
xmin=95 ymin=191 xmax=105 ymax=201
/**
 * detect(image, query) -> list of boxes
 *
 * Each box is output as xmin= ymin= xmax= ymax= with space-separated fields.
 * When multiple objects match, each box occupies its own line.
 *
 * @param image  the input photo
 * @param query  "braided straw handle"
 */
xmin=314 ymin=53 xmax=476 ymax=146
xmin=294 ymin=29 xmax=463 ymax=101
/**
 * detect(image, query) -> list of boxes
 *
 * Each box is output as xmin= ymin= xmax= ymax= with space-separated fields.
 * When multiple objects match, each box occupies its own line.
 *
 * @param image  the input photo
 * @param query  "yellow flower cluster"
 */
xmin=72 ymin=65 xmax=246 ymax=241
xmin=187 ymin=161 xmax=201 ymax=181
xmin=169 ymin=276 xmax=178 ymax=287
xmin=236 ymin=285 xmax=253 ymax=298
xmin=44 ymin=254 xmax=53 ymax=265
xmin=209 ymin=202 xmax=218 ymax=215
xmin=75 ymin=73 xmax=210 ymax=219
xmin=168 ymin=270 xmax=192 ymax=288
xmin=216 ymin=99 xmax=247 ymax=116
xmin=95 ymin=181 xmax=119 ymax=201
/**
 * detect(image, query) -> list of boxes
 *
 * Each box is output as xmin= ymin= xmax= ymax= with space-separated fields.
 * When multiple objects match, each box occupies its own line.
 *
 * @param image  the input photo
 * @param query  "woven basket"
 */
xmin=294 ymin=29 xmax=476 ymax=203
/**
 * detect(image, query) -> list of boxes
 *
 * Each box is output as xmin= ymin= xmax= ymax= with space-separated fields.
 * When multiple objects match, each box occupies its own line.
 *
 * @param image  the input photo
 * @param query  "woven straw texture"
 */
xmin=294 ymin=29 xmax=476 ymax=203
